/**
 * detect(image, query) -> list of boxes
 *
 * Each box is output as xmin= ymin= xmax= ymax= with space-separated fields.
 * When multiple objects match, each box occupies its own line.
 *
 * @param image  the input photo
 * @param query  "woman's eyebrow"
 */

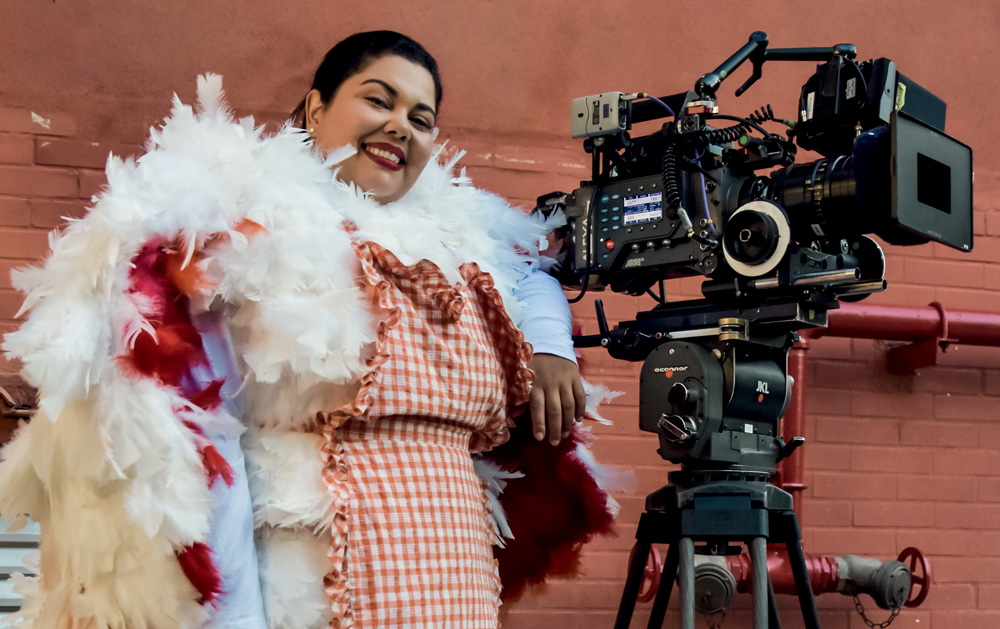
xmin=360 ymin=78 xmax=436 ymax=117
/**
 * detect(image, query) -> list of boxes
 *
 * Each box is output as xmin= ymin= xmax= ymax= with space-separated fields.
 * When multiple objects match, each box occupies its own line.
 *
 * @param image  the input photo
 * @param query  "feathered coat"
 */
xmin=0 ymin=75 xmax=618 ymax=629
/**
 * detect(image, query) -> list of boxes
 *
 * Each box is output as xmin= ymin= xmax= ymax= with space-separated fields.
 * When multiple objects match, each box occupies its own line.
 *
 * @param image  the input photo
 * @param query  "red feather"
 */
xmin=189 ymin=379 xmax=224 ymax=411
xmin=488 ymin=418 xmax=616 ymax=602
xmin=177 ymin=542 xmax=223 ymax=605
xmin=200 ymin=443 xmax=235 ymax=488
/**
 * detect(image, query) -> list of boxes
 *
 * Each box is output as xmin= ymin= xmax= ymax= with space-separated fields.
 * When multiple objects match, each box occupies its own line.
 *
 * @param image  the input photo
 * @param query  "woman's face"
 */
xmin=305 ymin=55 xmax=438 ymax=204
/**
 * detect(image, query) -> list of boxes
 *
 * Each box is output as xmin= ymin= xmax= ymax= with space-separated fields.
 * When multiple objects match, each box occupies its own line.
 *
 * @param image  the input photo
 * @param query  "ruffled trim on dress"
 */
xmin=461 ymin=262 xmax=534 ymax=453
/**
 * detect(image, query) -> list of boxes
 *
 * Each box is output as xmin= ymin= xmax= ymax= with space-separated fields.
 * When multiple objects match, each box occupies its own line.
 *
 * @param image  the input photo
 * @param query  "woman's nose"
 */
xmin=383 ymin=107 xmax=410 ymax=141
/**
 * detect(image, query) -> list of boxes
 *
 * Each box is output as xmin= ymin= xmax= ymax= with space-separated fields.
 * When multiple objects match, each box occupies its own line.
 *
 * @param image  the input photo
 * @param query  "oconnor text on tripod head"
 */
xmin=539 ymin=32 xmax=974 ymax=476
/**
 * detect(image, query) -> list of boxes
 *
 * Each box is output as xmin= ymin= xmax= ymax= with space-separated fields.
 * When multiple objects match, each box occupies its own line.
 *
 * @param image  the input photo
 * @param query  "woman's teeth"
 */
xmin=366 ymin=146 xmax=401 ymax=164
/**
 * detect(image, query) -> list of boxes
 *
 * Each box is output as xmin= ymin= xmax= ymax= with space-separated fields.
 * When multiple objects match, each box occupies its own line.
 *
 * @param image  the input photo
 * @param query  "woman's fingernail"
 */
xmin=535 ymin=431 xmax=544 ymax=440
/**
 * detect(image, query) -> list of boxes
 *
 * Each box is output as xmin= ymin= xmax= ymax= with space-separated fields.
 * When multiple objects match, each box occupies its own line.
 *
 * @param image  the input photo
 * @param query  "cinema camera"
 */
xmin=542 ymin=30 xmax=972 ymax=475
xmin=538 ymin=32 xmax=973 ymax=628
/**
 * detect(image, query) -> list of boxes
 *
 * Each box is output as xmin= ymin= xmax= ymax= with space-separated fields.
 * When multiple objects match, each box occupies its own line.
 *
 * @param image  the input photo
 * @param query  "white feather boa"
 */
xmin=0 ymin=74 xmax=550 ymax=628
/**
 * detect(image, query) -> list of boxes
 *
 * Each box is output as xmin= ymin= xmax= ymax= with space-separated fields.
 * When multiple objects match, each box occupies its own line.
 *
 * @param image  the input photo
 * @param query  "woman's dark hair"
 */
xmin=292 ymin=30 xmax=442 ymax=127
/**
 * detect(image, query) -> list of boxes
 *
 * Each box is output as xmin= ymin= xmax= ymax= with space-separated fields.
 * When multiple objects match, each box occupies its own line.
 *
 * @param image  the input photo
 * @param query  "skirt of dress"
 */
xmin=334 ymin=417 xmax=501 ymax=629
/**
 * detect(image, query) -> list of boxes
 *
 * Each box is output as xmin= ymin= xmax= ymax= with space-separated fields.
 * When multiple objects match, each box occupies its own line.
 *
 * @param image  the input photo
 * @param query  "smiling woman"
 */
xmin=0 ymin=29 xmax=617 ymax=629
xmin=302 ymin=41 xmax=440 ymax=203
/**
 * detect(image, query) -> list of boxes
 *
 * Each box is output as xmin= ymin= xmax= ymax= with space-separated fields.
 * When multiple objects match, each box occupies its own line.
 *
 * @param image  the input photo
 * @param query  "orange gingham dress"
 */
xmin=319 ymin=238 xmax=533 ymax=629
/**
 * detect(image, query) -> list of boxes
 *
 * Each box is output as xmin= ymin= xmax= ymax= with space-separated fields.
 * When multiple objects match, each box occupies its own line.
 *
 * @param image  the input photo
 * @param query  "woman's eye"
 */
xmin=367 ymin=96 xmax=388 ymax=108
xmin=411 ymin=118 xmax=433 ymax=130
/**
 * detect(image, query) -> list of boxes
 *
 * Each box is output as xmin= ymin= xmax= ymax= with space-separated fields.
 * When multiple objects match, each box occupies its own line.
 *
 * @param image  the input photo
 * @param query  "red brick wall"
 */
xmin=4 ymin=2 xmax=1000 ymax=627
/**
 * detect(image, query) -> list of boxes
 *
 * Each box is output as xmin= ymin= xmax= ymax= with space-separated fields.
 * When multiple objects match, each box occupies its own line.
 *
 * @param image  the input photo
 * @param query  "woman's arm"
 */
xmin=513 ymin=269 xmax=585 ymax=445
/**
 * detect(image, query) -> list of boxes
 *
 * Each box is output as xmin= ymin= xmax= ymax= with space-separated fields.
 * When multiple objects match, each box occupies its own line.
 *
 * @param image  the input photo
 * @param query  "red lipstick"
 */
xmin=361 ymin=143 xmax=405 ymax=171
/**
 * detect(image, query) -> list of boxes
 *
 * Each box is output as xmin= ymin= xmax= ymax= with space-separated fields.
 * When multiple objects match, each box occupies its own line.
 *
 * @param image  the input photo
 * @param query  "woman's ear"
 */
xmin=304 ymin=89 xmax=325 ymax=134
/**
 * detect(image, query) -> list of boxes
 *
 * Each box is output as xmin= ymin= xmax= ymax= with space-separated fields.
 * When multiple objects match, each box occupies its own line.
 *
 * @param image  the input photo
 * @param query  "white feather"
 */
xmin=256 ymin=526 xmax=332 ymax=629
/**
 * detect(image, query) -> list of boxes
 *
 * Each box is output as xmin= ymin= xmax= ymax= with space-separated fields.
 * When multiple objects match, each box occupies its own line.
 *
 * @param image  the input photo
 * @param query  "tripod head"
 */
xmin=576 ymin=293 xmax=829 ymax=474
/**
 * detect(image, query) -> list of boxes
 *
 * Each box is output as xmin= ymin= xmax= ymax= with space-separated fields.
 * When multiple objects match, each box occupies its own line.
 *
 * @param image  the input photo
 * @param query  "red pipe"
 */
xmin=814 ymin=303 xmax=1000 ymax=345
xmin=776 ymin=303 xmax=1000 ymax=507
xmin=776 ymin=340 xmax=808 ymax=510
xmin=726 ymin=548 xmax=840 ymax=596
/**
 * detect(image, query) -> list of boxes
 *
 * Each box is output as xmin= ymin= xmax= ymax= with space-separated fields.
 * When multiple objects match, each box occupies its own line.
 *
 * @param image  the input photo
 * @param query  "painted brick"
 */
xmin=804 ymin=336 xmax=853 ymax=360
xmin=933 ymin=238 xmax=1000 ymax=264
xmin=814 ymin=416 xmax=899 ymax=445
xmin=897 ymin=474 xmax=977 ymax=501
xmin=929 ymin=557 xmax=1000 ymax=583
xmin=0 ymin=289 xmax=22 ymax=319
xmin=804 ymin=387 xmax=853 ymax=416
xmin=0 ymin=197 xmax=30 ymax=228
xmin=936 ymin=345 xmax=1000 ymax=370
xmin=0 ymin=228 xmax=49 ymax=260
xmin=850 ymin=611 xmax=931 ymax=628
xmin=930 ymin=610 xmax=1000 ymax=629
xmin=505 ymin=579 xmax=624 ymax=610
xmin=0 ymin=165 xmax=78 ymax=198
xmin=578 ymin=550 xmax=630 ymax=581
xmin=933 ymin=448 xmax=999 ymax=476
xmin=901 ymin=419 xmax=980 ymax=448
xmin=918 ymin=583 xmax=977 ymax=609
xmin=799 ymin=499 xmax=853 ymax=527
xmin=868 ymin=283 xmax=937 ymax=307
xmin=935 ymin=286 xmax=1000 ymax=313
xmin=896 ymin=528 xmax=982 ymax=556
xmin=978 ymin=531 xmax=1000 ymax=556
xmin=933 ymin=393 xmax=997 ymax=421
xmin=935 ymin=502 xmax=1000 ymax=529
xmin=0 ymin=107 xmax=76 ymax=136
xmin=34 ymin=137 xmax=144 ymax=169
xmin=985 ymin=371 xmax=1000 ymax=396
xmin=494 ymin=144 xmax=588 ymax=177
xmin=806 ymin=527 xmax=897 ymax=555
xmin=983 ymin=422 xmax=1000 ymax=448
xmin=850 ymin=445 xmax=936 ymax=474
xmin=980 ymin=584 xmax=1000 ymax=608
xmin=851 ymin=391 xmax=933 ymax=419
xmin=987 ymin=212 xmax=1000 ymax=238
xmin=980 ymin=477 xmax=1000 ymax=502
xmin=853 ymin=501 xmax=934 ymax=527
xmin=811 ymin=472 xmax=896 ymax=499
xmin=0 ymin=259 xmax=21 ymax=290
xmin=78 ymin=169 xmax=108 ymax=200
xmin=804 ymin=442 xmax=852 ymax=471
xmin=909 ymin=367 xmax=983 ymax=395
xmin=985 ymin=264 xmax=1000 ymax=290
xmin=0 ymin=133 xmax=34 ymax=165
xmin=904 ymin=257 xmax=985 ymax=288
xmin=810 ymin=359 xmax=884 ymax=391
xmin=29 ymin=198 xmax=89 ymax=229
xmin=464 ymin=165 xmax=582 ymax=205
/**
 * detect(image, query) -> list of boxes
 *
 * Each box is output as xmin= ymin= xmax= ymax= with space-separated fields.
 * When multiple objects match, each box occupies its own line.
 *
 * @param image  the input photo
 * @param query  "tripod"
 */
xmin=614 ymin=470 xmax=821 ymax=629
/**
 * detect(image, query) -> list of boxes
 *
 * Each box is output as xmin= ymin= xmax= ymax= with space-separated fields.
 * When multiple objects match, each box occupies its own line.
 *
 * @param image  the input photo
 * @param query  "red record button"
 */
xmin=605 ymin=239 xmax=615 ymax=250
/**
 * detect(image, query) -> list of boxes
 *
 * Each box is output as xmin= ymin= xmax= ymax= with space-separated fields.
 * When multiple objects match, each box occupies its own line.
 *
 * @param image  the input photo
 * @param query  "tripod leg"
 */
xmin=615 ymin=536 xmax=653 ymax=629
xmin=647 ymin=542 xmax=679 ymax=629
xmin=679 ymin=537 xmax=695 ymax=629
xmin=767 ymin=569 xmax=781 ymax=629
xmin=750 ymin=537 xmax=769 ymax=629
xmin=782 ymin=513 xmax=821 ymax=629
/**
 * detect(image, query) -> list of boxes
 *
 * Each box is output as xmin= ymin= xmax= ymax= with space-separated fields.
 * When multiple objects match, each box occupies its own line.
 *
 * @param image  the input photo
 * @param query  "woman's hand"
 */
xmin=528 ymin=353 xmax=586 ymax=445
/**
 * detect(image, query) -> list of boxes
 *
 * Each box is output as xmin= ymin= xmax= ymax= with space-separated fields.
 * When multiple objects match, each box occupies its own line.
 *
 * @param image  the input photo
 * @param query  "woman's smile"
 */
xmin=362 ymin=142 xmax=406 ymax=171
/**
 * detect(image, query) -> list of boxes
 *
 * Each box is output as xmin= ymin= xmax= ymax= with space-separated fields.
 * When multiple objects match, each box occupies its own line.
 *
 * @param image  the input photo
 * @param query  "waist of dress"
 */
xmin=337 ymin=416 xmax=474 ymax=450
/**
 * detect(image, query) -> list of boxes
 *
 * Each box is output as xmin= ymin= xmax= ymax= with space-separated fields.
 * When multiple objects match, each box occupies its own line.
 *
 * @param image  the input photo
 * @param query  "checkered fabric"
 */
xmin=320 ymin=240 xmax=533 ymax=628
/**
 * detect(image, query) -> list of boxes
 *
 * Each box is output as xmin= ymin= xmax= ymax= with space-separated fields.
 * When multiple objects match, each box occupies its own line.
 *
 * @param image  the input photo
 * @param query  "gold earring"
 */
xmin=308 ymin=127 xmax=316 ymax=135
